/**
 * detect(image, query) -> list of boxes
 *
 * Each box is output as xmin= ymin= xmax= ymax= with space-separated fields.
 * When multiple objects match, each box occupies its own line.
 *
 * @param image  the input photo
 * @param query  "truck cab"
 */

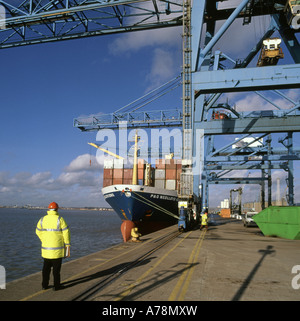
xmin=243 ymin=212 xmax=258 ymax=227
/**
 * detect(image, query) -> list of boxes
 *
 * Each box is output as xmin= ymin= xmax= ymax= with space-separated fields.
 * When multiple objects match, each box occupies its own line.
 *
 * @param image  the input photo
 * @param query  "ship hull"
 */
xmin=102 ymin=184 xmax=178 ymax=236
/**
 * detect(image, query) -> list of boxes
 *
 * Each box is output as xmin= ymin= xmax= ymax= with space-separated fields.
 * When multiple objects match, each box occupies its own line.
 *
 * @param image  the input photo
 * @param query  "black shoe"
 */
xmin=42 ymin=286 xmax=48 ymax=290
xmin=53 ymin=285 xmax=64 ymax=291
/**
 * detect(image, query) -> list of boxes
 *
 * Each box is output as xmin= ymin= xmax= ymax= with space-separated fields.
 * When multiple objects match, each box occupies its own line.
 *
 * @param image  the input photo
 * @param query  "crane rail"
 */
xmin=71 ymin=229 xmax=182 ymax=301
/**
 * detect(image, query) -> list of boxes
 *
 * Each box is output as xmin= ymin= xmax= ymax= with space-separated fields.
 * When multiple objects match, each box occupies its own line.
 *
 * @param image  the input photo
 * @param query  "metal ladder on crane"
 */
xmin=179 ymin=0 xmax=193 ymax=202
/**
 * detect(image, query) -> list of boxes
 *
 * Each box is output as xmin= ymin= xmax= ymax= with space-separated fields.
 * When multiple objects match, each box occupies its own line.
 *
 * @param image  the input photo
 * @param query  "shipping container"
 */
xmin=154 ymin=179 xmax=165 ymax=189
xmin=103 ymin=168 xmax=113 ymax=179
xmin=176 ymin=159 xmax=182 ymax=170
xmin=165 ymin=159 xmax=176 ymax=169
xmin=138 ymin=168 xmax=144 ymax=180
xmin=166 ymin=179 xmax=176 ymax=190
xmin=220 ymin=208 xmax=231 ymax=218
xmin=155 ymin=159 xmax=166 ymax=169
xmin=103 ymin=178 xmax=113 ymax=187
xmin=155 ymin=169 xmax=166 ymax=180
xmin=113 ymin=169 xmax=123 ymax=179
xmin=114 ymin=159 xmax=124 ymax=169
xmin=123 ymin=168 xmax=133 ymax=179
xmin=165 ymin=169 xmax=176 ymax=180
xmin=104 ymin=160 xmax=114 ymax=169
xmin=113 ymin=178 xmax=123 ymax=185
xmin=138 ymin=159 xmax=145 ymax=168
xmin=123 ymin=179 xmax=132 ymax=185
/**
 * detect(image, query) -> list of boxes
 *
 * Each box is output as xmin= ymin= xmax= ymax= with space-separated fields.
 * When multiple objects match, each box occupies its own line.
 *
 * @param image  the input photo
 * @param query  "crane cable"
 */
xmin=113 ymin=75 xmax=182 ymax=115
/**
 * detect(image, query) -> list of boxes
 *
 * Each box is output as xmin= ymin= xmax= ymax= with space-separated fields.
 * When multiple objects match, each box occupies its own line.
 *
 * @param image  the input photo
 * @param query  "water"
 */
xmin=0 ymin=208 xmax=122 ymax=282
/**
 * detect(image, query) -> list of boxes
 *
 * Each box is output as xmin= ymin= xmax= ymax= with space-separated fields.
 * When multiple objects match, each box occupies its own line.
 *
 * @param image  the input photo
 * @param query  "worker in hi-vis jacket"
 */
xmin=36 ymin=202 xmax=70 ymax=291
xmin=200 ymin=209 xmax=209 ymax=231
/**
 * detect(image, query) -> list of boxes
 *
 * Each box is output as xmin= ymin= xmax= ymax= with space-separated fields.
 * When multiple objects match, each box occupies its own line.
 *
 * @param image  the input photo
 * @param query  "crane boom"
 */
xmin=88 ymin=143 xmax=124 ymax=160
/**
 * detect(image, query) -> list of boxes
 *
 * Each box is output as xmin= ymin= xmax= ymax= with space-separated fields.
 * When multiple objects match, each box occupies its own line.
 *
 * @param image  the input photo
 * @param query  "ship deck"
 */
xmin=1 ymin=216 xmax=300 ymax=303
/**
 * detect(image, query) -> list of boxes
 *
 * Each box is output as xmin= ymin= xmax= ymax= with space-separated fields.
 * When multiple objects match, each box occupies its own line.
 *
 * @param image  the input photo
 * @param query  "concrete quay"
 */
xmin=1 ymin=217 xmax=299 ymax=301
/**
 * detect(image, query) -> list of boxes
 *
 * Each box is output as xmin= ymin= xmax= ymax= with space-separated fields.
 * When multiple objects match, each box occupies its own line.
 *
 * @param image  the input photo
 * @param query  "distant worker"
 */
xmin=36 ymin=202 xmax=70 ymax=291
xmin=200 ymin=209 xmax=209 ymax=231
xmin=131 ymin=227 xmax=141 ymax=242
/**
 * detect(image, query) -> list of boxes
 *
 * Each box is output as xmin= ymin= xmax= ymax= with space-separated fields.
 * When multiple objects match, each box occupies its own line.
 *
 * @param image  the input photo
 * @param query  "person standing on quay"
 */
xmin=200 ymin=208 xmax=209 ymax=231
xmin=36 ymin=202 xmax=70 ymax=291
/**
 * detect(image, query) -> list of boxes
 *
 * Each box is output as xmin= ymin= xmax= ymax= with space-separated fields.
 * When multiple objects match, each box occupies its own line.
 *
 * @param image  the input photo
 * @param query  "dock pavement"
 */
xmin=1 ymin=216 xmax=299 ymax=301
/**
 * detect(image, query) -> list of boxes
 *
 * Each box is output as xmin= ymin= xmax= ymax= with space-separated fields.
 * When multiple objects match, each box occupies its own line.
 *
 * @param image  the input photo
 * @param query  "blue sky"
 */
xmin=0 ymin=2 xmax=299 ymax=208
xmin=0 ymin=25 xmax=182 ymax=207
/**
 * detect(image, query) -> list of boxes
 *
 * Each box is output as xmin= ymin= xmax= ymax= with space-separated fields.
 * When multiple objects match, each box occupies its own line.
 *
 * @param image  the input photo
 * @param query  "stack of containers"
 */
xmin=112 ymin=159 xmax=124 ymax=185
xmin=154 ymin=159 xmax=183 ymax=190
xmin=155 ymin=159 xmax=166 ymax=189
xmin=103 ymin=158 xmax=183 ymax=189
xmin=138 ymin=159 xmax=145 ymax=185
xmin=103 ymin=160 xmax=113 ymax=187
xmin=123 ymin=168 xmax=133 ymax=185
xmin=165 ymin=159 xmax=176 ymax=190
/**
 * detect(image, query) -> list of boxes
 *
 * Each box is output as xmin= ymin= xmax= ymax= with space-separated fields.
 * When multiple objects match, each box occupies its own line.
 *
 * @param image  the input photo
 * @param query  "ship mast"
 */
xmin=132 ymin=130 xmax=140 ymax=185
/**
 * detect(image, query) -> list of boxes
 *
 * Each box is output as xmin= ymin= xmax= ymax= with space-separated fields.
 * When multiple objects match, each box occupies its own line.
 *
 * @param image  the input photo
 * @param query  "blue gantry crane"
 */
xmin=1 ymin=0 xmax=300 ymax=214
xmin=73 ymin=0 xmax=300 ymax=212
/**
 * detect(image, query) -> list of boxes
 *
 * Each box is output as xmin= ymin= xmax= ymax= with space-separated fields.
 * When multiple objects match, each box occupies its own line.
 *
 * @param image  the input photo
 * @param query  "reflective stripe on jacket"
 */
xmin=36 ymin=210 xmax=70 ymax=259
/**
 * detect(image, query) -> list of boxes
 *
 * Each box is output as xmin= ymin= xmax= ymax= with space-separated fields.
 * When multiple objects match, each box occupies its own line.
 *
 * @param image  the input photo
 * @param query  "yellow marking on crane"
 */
xmin=88 ymin=143 xmax=124 ymax=159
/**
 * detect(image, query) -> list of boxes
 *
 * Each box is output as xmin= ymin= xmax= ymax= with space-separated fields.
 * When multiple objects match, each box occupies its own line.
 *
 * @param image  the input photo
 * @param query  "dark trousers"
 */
xmin=42 ymin=258 xmax=62 ymax=289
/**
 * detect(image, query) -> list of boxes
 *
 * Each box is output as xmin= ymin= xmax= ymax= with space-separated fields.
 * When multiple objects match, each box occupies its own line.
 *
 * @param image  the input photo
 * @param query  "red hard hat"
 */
xmin=48 ymin=202 xmax=59 ymax=210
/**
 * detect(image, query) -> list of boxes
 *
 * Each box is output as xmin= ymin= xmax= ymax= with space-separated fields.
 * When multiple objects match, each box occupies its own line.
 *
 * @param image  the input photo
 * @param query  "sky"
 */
xmin=0 ymin=0 xmax=299 ymax=208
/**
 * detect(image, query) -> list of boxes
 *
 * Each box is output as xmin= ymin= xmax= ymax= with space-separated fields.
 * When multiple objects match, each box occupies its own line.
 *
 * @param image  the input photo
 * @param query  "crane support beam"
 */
xmin=208 ymin=179 xmax=267 ymax=184
xmin=205 ymin=154 xmax=300 ymax=162
xmin=193 ymin=64 xmax=300 ymax=94
xmin=198 ymin=115 xmax=300 ymax=135
xmin=74 ymin=108 xmax=183 ymax=131
xmin=206 ymin=164 xmax=287 ymax=170
xmin=0 ymin=0 xmax=183 ymax=49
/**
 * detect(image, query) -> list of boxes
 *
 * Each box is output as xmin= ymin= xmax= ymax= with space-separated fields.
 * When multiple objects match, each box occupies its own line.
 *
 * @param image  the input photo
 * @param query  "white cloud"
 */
xmin=0 ymin=154 xmax=105 ymax=207
xmin=107 ymin=9 xmax=182 ymax=90
xmin=108 ymin=27 xmax=181 ymax=55
xmin=64 ymin=154 xmax=101 ymax=172
xmin=222 ymin=89 xmax=300 ymax=112
xmin=145 ymin=47 xmax=179 ymax=89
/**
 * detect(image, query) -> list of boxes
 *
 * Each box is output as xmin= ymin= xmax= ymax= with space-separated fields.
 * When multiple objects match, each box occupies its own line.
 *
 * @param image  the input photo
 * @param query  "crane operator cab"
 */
xmin=285 ymin=0 xmax=300 ymax=30
xmin=257 ymin=38 xmax=284 ymax=67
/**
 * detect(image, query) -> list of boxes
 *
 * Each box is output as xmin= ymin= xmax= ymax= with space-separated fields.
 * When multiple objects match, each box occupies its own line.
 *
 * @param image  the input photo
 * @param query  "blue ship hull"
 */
xmin=102 ymin=184 xmax=178 ymax=235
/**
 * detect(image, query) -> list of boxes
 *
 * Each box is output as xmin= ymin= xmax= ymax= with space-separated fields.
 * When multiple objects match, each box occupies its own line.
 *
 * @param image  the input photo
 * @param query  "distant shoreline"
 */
xmin=0 ymin=206 xmax=113 ymax=211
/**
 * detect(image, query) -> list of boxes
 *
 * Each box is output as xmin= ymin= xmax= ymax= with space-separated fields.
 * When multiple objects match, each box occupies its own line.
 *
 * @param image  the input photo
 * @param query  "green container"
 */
xmin=253 ymin=206 xmax=300 ymax=240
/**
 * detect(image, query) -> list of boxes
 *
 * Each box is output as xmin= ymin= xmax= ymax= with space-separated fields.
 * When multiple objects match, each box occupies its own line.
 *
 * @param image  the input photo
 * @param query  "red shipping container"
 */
xmin=138 ymin=159 xmax=145 ymax=168
xmin=103 ymin=168 xmax=113 ymax=179
xmin=103 ymin=178 xmax=112 ymax=187
xmin=123 ymin=179 xmax=132 ymax=185
xmin=138 ymin=169 xmax=144 ymax=180
xmin=113 ymin=178 xmax=123 ymax=185
xmin=123 ymin=168 xmax=133 ymax=179
xmin=155 ymin=159 xmax=165 ymax=169
xmin=165 ymin=159 xmax=176 ymax=169
xmin=165 ymin=169 xmax=177 ymax=180
xmin=176 ymin=159 xmax=182 ymax=170
xmin=220 ymin=208 xmax=231 ymax=218
xmin=113 ymin=169 xmax=123 ymax=179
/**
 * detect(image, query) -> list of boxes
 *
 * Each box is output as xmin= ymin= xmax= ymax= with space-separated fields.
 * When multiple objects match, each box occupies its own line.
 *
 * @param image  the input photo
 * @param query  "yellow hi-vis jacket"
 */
xmin=201 ymin=214 xmax=208 ymax=225
xmin=36 ymin=210 xmax=70 ymax=259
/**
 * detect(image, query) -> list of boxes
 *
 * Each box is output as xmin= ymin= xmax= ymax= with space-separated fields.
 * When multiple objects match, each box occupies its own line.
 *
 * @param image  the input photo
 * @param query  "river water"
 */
xmin=0 ymin=208 xmax=122 ymax=282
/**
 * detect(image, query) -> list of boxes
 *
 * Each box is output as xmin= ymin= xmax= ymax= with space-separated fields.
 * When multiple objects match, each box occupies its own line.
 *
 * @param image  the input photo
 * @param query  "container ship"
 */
xmin=102 ymin=157 xmax=182 ymax=242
